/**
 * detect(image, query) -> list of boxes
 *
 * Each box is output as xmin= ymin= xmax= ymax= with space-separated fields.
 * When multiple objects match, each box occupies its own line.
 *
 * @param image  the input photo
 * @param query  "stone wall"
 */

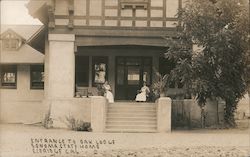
xmin=48 ymin=98 xmax=92 ymax=128
xmin=172 ymin=98 xmax=225 ymax=128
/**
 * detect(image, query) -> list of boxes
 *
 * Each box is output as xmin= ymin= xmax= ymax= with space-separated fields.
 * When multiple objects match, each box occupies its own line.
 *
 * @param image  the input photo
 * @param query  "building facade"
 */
xmin=0 ymin=0 xmax=229 ymax=132
xmin=0 ymin=25 xmax=45 ymax=123
xmin=27 ymin=0 xmax=183 ymax=100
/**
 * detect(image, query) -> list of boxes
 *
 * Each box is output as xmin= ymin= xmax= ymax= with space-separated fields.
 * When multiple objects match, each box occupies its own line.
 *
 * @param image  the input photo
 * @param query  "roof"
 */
xmin=1 ymin=25 xmax=44 ymax=41
xmin=0 ymin=44 xmax=44 ymax=64
xmin=0 ymin=25 xmax=45 ymax=63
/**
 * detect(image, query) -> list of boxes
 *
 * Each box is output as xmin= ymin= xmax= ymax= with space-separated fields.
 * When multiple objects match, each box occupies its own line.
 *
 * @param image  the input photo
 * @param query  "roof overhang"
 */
xmin=0 ymin=44 xmax=44 ymax=64
xmin=26 ymin=0 xmax=48 ymax=25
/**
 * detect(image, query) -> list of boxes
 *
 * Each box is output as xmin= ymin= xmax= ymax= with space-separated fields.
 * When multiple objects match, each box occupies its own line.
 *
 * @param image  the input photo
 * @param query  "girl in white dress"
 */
xmin=103 ymin=81 xmax=114 ymax=103
xmin=135 ymin=82 xmax=150 ymax=102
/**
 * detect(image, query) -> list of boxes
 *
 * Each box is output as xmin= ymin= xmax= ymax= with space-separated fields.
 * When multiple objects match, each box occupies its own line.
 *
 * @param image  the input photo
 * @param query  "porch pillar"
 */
xmin=47 ymin=34 xmax=75 ymax=99
xmin=46 ymin=34 xmax=75 ymax=128
xmin=157 ymin=97 xmax=172 ymax=132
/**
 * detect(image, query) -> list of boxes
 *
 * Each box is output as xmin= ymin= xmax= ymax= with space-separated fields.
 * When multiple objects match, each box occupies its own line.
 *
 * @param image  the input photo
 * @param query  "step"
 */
xmin=106 ymin=121 xmax=156 ymax=125
xmin=108 ymin=110 xmax=156 ymax=114
xmin=111 ymin=102 xmax=155 ymax=105
xmin=105 ymin=128 xmax=157 ymax=133
xmin=106 ymin=125 xmax=156 ymax=130
xmin=106 ymin=102 xmax=157 ymax=133
xmin=109 ymin=103 xmax=156 ymax=107
xmin=107 ymin=113 xmax=156 ymax=117
xmin=108 ymin=106 xmax=156 ymax=110
xmin=106 ymin=123 xmax=157 ymax=129
xmin=107 ymin=117 xmax=157 ymax=121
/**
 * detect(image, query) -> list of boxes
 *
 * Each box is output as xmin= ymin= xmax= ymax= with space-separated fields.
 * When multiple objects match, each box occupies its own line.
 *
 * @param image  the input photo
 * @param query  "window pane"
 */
xmin=143 ymin=58 xmax=151 ymax=65
xmin=117 ymin=58 xmax=125 ymax=65
xmin=117 ymin=66 xmax=124 ymax=85
xmin=31 ymin=65 xmax=44 ymax=89
xmin=3 ymin=72 xmax=16 ymax=83
xmin=143 ymin=65 xmax=151 ymax=85
xmin=127 ymin=66 xmax=140 ymax=85
xmin=1 ymin=65 xmax=17 ymax=88
xmin=75 ymin=56 xmax=89 ymax=87
xmin=32 ymin=72 xmax=44 ymax=82
xmin=126 ymin=58 xmax=141 ymax=66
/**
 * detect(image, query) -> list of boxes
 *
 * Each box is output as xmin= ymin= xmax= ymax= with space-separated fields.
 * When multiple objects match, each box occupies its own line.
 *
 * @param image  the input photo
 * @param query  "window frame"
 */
xmin=120 ymin=0 xmax=149 ymax=9
xmin=30 ymin=65 xmax=44 ymax=90
xmin=0 ymin=65 xmax=17 ymax=89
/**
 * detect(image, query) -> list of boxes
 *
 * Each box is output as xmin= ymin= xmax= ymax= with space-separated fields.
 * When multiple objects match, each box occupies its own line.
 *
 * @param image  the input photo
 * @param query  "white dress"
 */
xmin=135 ymin=86 xmax=150 ymax=102
xmin=103 ymin=84 xmax=114 ymax=103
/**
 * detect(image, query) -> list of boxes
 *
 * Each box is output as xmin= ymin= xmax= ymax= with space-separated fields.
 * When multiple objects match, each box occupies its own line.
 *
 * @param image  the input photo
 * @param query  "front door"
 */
xmin=115 ymin=57 xmax=152 ymax=100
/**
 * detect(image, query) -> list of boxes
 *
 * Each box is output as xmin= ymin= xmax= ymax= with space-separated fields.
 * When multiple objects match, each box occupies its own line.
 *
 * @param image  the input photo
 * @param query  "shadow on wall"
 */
xmin=237 ymin=93 xmax=250 ymax=117
xmin=172 ymin=99 xmax=225 ymax=129
xmin=235 ymin=93 xmax=249 ymax=128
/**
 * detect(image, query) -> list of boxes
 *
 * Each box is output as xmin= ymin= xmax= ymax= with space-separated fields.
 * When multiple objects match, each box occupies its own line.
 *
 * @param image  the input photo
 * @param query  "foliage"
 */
xmin=166 ymin=0 xmax=249 ymax=127
xmin=151 ymin=68 xmax=169 ymax=96
xmin=43 ymin=110 xmax=53 ymax=129
xmin=96 ymin=84 xmax=105 ymax=96
xmin=65 ymin=115 xmax=92 ymax=132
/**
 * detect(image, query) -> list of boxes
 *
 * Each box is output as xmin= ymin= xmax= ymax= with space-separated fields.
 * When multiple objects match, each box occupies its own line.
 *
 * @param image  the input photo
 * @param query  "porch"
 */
xmin=74 ymin=45 xmax=166 ymax=101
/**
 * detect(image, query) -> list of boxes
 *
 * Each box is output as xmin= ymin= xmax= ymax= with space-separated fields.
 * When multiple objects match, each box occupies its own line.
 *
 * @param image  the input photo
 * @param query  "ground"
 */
xmin=0 ymin=124 xmax=249 ymax=157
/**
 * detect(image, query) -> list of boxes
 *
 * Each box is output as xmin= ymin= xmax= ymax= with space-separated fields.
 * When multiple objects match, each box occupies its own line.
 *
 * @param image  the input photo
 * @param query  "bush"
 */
xmin=65 ymin=116 xmax=92 ymax=132
xmin=43 ymin=111 xmax=53 ymax=129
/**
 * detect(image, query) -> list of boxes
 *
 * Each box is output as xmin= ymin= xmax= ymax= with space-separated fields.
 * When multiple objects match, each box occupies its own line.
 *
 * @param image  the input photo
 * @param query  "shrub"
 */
xmin=43 ymin=111 xmax=53 ymax=129
xmin=65 ymin=116 xmax=92 ymax=132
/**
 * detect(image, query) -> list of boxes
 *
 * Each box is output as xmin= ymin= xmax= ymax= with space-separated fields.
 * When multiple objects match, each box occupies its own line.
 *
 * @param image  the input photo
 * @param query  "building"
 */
xmin=0 ymin=25 xmax=45 ymax=123
xmin=0 ymin=0 xmax=227 ymax=132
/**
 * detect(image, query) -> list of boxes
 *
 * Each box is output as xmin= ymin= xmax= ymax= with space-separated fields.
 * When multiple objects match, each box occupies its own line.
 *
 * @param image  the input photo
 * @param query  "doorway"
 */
xmin=115 ymin=57 xmax=152 ymax=100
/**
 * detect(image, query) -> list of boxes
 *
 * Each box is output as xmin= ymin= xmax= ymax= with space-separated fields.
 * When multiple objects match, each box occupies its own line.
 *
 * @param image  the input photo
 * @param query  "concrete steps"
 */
xmin=105 ymin=102 xmax=157 ymax=133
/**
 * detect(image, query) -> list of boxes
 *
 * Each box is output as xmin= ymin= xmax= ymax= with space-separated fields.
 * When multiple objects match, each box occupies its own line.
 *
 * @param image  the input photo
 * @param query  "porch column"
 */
xmin=47 ymin=34 xmax=75 ymax=99
xmin=46 ymin=34 xmax=75 ymax=128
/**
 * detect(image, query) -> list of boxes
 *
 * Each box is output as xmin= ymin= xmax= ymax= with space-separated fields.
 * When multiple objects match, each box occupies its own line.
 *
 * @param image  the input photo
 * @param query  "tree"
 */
xmin=166 ymin=0 xmax=249 ymax=127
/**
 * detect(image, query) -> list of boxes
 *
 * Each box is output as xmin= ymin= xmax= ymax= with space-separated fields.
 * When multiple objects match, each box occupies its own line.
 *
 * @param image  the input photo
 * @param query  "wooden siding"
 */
xmin=53 ymin=0 xmax=182 ymax=28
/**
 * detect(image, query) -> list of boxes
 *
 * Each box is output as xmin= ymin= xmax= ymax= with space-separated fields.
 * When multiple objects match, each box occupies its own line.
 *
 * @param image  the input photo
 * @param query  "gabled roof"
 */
xmin=1 ymin=25 xmax=46 ymax=53
xmin=1 ymin=25 xmax=44 ymax=41
xmin=1 ymin=29 xmax=26 ymax=42
xmin=0 ymin=25 xmax=45 ymax=64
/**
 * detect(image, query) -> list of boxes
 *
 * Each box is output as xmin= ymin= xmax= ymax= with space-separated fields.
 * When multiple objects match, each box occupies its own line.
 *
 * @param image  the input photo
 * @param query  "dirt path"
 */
xmin=0 ymin=124 xmax=249 ymax=157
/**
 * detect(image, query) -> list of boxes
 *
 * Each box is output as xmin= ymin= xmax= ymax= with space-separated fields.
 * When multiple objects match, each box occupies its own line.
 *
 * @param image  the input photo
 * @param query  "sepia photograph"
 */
xmin=0 ymin=0 xmax=250 ymax=156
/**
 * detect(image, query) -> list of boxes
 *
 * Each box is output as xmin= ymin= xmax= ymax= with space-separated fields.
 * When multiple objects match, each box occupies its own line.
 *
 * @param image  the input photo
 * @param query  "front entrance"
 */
xmin=115 ymin=57 xmax=152 ymax=100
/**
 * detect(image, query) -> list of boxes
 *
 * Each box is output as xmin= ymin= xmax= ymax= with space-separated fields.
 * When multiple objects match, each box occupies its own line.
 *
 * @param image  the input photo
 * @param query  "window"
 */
xmin=30 ymin=65 xmax=44 ymax=89
xmin=2 ymin=32 xmax=22 ymax=51
xmin=92 ymin=56 xmax=108 ymax=86
xmin=120 ymin=0 xmax=149 ymax=9
xmin=75 ymin=56 xmax=89 ymax=87
xmin=0 ymin=65 xmax=17 ymax=88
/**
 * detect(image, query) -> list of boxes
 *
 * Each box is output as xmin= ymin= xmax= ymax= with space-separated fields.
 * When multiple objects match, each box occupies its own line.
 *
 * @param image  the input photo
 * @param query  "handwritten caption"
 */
xmin=31 ymin=138 xmax=115 ymax=155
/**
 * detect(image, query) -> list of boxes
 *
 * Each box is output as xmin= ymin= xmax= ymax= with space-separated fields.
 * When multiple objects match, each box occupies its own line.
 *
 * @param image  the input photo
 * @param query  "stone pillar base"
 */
xmin=91 ymin=96 xmax=108 ymax=132
xmin=157 ymin=97 xmax=171 ymax=132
